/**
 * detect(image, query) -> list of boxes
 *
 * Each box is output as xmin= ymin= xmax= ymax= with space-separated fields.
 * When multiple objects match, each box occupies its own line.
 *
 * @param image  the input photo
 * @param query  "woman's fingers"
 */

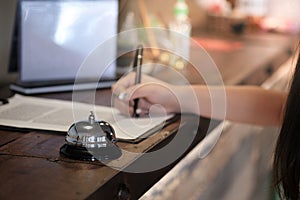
xmin=113 ymin=96 xmax=132 ymax=116
xmin=112 ymin=72 xmax=160 ymax=98
xmin=114 ymin=94 xmax=153 ymax=117
xmin=134 ymin=98 xmax=152 ymax=111
xmin=112 ymin=73 xmax=179 ymax=116
xmin=111 ymin=72 xmax=136 ymax=97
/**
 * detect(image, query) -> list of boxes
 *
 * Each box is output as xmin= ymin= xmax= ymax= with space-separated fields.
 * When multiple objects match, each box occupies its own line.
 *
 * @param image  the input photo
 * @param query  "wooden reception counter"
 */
xmin=0 ymin=31 xmax=296 ymax=199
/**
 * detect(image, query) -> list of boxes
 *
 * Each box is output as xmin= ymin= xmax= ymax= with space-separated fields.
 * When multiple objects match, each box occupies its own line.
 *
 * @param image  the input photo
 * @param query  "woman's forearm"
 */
xmin=176 ymin=85 xmax=287 ymax=126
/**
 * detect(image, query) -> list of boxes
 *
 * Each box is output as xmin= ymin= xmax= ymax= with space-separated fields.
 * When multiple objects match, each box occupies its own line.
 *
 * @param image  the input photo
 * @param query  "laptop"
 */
xmin=10 ymin=0 xmax=119 ymax=94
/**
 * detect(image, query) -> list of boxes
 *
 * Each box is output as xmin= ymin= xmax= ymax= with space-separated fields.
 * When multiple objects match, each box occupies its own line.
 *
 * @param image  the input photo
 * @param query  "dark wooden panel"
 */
xmin=0 ymin=130 xmax=26 ymax=147
xmin=0 ymin=155 xmax=118 ymax=200
xmin=88 ymin=115 xmax=218 ymax=199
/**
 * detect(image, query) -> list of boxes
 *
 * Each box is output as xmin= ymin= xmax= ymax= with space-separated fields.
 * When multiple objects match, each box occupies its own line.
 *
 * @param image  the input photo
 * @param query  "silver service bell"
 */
xmin=60 ymin=111 xmax=122 ymax=162
xmin=66 ymin=111 xmax=116 ymax=148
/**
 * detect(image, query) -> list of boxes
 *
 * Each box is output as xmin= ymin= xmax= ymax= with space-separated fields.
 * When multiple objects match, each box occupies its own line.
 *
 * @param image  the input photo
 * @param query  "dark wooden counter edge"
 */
xmin=87 ymin=115 xmax=219 ymax=199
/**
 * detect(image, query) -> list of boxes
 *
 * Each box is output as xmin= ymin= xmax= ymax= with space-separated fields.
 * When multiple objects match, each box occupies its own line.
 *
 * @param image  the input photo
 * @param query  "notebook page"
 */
xmin=0 ymin=94 xmax=173 ymax=141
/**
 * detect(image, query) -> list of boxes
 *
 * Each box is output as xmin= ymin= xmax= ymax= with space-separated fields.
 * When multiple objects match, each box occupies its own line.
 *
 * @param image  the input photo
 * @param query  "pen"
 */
xmin=133 ymin=45 xmax=143 ymax=118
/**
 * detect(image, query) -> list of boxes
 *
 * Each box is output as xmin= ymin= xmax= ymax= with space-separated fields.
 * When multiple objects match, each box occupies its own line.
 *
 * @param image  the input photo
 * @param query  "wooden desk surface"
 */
xmin=0 ymin=88 xmax=212 ymax=200
xmin=0 ymin=32 xmax=296 ymax=200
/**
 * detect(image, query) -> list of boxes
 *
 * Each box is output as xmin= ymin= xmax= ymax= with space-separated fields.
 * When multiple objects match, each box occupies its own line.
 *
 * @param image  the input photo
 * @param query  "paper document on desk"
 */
xmin=0 ymin=95 xmax=174 ymax=142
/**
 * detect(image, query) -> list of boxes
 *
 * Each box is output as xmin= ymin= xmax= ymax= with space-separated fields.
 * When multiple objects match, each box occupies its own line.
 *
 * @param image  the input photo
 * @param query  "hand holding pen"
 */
xmin=112 ymin=66 xmax=179 ymax=117
xmin=113 ymin=45 xmax=177 ymax=117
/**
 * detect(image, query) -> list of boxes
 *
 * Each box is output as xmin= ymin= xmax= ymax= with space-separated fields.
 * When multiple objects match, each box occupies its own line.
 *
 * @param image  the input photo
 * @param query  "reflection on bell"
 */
xmin=60 ymin=111 xmax=122 ymax=162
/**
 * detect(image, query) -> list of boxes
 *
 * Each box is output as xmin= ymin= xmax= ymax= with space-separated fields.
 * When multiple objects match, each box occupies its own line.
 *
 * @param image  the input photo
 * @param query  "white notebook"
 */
xmin=0 ymin=94 xmax=174 ymax=142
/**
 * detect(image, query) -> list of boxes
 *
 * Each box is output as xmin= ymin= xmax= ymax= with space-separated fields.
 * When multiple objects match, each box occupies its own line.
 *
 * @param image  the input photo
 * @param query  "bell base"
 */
xmin=60 ymin=144 xmax=122 ymax=162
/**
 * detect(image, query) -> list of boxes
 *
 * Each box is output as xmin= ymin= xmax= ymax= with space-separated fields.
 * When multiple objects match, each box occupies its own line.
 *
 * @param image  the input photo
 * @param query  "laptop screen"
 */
xmin=19 ymin=0 xmax=118 ymax=83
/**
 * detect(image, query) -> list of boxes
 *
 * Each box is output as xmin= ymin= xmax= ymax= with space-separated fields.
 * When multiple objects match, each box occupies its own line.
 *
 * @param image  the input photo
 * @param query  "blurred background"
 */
xmin=1 ymin=0 xmax=300 ymax=86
